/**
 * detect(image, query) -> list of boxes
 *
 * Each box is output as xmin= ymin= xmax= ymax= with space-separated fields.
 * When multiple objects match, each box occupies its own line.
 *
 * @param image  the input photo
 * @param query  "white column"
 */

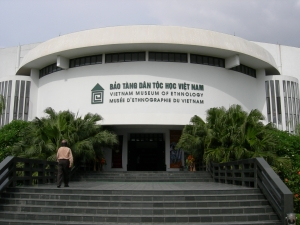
xmin=29 ymin=69 xmax=39 ymax=121
xmin=15 ymin=45 xmax=21 ymax=72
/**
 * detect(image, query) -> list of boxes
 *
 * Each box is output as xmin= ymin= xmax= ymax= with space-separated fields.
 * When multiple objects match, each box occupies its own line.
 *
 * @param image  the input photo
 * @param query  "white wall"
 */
xmin=280 ymin=45 xmax=300 ymax=78
xmin=37 ymin=61 xmax=262 ymax=126
xmin=254 ymin=42 xmax=300 ymax=79
xmin=0 ymin=47 xmax=18 ymax=77
xmin=0 ymin=43 xmax=39 ymax=78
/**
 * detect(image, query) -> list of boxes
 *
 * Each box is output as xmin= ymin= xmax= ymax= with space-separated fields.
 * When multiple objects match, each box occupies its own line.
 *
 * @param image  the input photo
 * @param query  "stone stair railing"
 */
xmin=0 ymin=156 xmax=57 ymax=194
xmin=207 ymin=157 xmax=293 ymax=225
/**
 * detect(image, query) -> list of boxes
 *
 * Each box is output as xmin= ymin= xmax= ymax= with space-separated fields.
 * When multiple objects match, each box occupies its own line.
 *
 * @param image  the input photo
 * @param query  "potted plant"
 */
xmin=186 ymin=155 xmax=195 ymax=171
xmin=100 ymin=157 xmax=106 ymax=171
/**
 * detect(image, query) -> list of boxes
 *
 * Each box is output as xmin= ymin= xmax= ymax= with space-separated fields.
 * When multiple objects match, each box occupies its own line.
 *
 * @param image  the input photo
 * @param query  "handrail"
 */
xmin=0 ymin=156 xmax=15 ymax=194
xmin=207 ymin=157 xmax=293 ymax=225
xmin=0 ymin=156 xmax=57 ymax=194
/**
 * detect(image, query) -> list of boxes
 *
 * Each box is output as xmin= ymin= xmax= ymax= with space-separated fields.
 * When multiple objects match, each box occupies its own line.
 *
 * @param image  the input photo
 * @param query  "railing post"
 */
xmin=282 ymin=190 xmax=294 ymax=225
xmin=241 ymin=161 xmax=245 ymax=186
xmin=211 ymin=162 xmax=214 ymax=181
xmin=254 ymin=160 xmax=257 ymax=188
xmin=38 ymin=161 xmax=45 ymax=184
xmin=50 ymin=163 xmax=56 ymax=183
xmin=11 ymin=157 xmax=16 ymax=188
xmin=208 ymin=162 xmax=212 ymax=179
xmin=224 ymin=164 xmax=227 ymax=184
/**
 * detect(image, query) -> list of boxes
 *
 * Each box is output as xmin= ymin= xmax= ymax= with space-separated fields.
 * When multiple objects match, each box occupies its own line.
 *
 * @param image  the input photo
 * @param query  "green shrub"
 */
xmin=0 ymin=120 xmax=30 ymax=162
xmin=282 ymin=166 xmax=300 ymax=213
xmin=270 ymin=129 xmax=300 ymax=213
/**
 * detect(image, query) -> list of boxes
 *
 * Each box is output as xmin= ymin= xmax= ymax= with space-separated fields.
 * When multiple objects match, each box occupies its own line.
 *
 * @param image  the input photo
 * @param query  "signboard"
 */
xmin=92 ymin=81 xmax=204 ymax=105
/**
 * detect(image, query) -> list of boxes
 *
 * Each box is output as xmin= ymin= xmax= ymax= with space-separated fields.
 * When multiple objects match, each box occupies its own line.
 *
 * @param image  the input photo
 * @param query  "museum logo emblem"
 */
xmin=91 ymin=83 xmax=104 ymax=104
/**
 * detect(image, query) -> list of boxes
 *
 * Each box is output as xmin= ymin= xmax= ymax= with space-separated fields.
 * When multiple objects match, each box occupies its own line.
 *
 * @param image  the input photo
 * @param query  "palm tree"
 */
xmin=177 ymin=115 xmax=210 ymax=157
xmin=204 ymin=105 xmax=279 ymax=163
xmin=203 ymin=106 xmax=231 ymax=163
xmin=176 ymin=115 xmax=211 ymax=170
xmin=178 ymin=104 xmax=289 ymax=168
xmin=12 ymin=107 xmax=118 ymax=165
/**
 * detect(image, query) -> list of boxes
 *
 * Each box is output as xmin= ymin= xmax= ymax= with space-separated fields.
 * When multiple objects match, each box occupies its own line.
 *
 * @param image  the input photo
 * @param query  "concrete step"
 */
xmin=0 ymin=219 xmax=282 ymax=225
xmin=0 ymin=211 xmax=279 ymax=223
xmin=0 ymin=196 xmax=271 ymax=207
xmin=0 ymin=219 xmax=283 ymax=225
xmin=1 ymin=192 xmax=266 ymax=201
xmin=0 ymin=204 xmax=275 ymax=214
xmin=72 ymin=178 xmax=214 ymax=182
xmin=6 ymin=187 xmax=262 ymax=195
xmin=0 ymin=171 xmax=282 ymax=224
xmin=73 ymin=171 xmax=214 ymax=182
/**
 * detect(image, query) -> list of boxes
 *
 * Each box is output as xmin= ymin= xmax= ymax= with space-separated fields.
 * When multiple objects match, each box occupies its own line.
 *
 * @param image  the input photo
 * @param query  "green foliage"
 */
xmin=204 ymin=105 xmax=283 ymax=165
xmin=176 ymin=115 xmax=208 ymax=158
xmin=269 ymin=128 xmax=300 ymax=212
xmin=178 ymin=105 xmax=287 ymax=167
xmin=283 ymin=168 xmax=300 ymax=213
xmin=11 ymin=107 xmax=118 ymax=165
xmin=0 ymin=120 xmax=30 ymax=162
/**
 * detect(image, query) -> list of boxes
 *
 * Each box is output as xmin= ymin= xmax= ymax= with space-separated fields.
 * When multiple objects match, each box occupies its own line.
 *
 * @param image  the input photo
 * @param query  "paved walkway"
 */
xmin=30 ymin=181 xmax=252 ymax=190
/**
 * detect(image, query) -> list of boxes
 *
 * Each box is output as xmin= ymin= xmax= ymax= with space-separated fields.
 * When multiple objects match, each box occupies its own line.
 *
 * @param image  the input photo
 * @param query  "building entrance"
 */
xmin=127 ymin=133 xmax=165 ymax=171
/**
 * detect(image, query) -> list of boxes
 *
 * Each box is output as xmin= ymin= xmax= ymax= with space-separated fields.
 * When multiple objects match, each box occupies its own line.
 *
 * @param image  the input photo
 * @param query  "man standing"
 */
xmin=56 ymin=140 xmax=73 ymax=188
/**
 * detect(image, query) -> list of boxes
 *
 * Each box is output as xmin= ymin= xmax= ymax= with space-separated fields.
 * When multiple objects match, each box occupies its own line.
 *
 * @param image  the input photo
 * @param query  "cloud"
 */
xmin=0 ymin=0 xmax=300 ymax=47
xmin=143 ymin=0 xmax=300 ymax=47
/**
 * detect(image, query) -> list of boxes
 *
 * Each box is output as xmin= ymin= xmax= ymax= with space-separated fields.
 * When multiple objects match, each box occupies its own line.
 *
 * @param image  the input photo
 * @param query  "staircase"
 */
xmin=0 ymin=171 xmax=282 ymax=225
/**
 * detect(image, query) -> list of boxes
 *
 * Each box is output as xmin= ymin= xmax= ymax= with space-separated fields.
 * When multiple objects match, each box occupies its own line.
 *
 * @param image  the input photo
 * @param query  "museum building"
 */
xmin=0 ymin=25 xmax=300 ymax=171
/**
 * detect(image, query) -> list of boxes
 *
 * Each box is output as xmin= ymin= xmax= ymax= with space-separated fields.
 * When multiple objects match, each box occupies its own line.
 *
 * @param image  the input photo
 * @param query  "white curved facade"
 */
xmin=1 ymin=26 xmax=300 ymax=171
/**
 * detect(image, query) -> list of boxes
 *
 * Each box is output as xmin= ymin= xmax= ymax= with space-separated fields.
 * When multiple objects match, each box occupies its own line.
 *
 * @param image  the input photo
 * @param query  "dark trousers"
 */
xmin=57 ymin=159 xmax=70 ymax=186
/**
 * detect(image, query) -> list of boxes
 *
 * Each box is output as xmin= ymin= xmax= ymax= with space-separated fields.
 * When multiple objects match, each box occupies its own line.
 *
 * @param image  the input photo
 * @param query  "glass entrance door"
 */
xmin=127 ymin=133 xmax=165 ymax=171
xmin=112 ymin=136 xmax=123 ymax=168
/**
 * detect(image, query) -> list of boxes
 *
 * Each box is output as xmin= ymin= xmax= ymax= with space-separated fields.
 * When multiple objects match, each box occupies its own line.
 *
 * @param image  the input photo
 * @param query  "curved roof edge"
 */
xmin=16 ymin=25 xmax=280 ymax=75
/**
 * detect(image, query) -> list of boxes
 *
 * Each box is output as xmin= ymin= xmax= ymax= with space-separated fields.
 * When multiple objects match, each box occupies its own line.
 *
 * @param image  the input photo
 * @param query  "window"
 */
xmin=149 ymin=52 xmax=187 ymax=63
xmin=39 ymin=63 xmax=62 ymax=79
xmin=265 ymin=81 xmax=271 ymax=123
xmin=191 ymin=54 xmax=224 ymax=68
xmin=0 ymin=81 xmax=12 ymax=127
xmin=230 ymin=64 xmax=256 ymax=78
xmin=18 ymin=81 xmax=25 ymax=120
xmin=275 ymin=80 xmax=282 ymax=124
xmin=270 ymin=80 xmax=276 ymax=124
xmin=130 ymin=133 xmax=164 ymax=142
xmin=24 ymin=81 xmax=31 ymax=121
xmin=5 ymin=81 xmax=12 ymax=125
xmin=105 ymin=52 xmax=145 ymax=63
xmin=69 ymin=54 xmax=102 ymax=69
xmin=13 ymin=80 xmax=19 ymax=120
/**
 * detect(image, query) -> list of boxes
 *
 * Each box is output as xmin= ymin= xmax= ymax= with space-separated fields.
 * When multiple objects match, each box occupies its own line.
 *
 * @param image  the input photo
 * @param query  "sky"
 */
xmin=1 ymin=0 xmax=300 ymax=48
